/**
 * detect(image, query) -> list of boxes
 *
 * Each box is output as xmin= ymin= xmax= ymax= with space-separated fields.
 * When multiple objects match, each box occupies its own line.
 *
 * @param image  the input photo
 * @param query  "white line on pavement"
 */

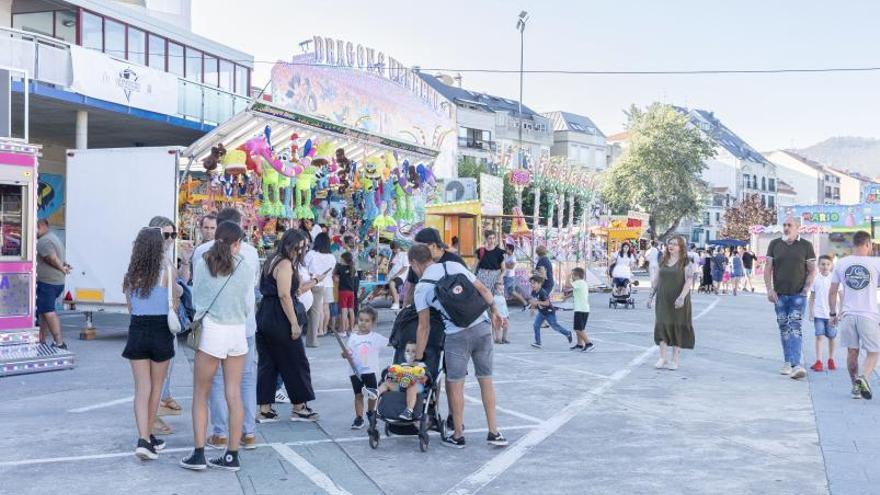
xmin=499 ymin=354 xmax=611 ymax=379
xmin=463 ymin=394 xmax=543 ymax=424
xmin=443 ymin=295 xmax=720 ymax=495
xmin=271 ymin=443 xmax=353 ymax=495
xmin=67 ymin=396 xmax=134 ymax=413
xmin=590 ymin=337 xmax=650 ymax=350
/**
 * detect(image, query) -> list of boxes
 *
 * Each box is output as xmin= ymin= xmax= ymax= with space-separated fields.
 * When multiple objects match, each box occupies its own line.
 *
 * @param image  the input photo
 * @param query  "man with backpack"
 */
xmin=408 ymin=244 xmax=508 ymax=448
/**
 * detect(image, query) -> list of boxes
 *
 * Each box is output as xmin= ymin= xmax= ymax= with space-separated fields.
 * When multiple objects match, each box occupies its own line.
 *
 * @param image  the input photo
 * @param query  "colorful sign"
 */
xmin=863 ymin=184 xmax=880 ymax=204
xmin=779 ymin=204 xmax=880 ymax=231
xmin=37 ymin=173 xmax=64 ymax=222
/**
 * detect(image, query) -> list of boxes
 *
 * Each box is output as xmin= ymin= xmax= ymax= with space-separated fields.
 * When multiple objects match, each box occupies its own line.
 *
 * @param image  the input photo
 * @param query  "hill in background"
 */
xmin=795 ymin=137 xmax=880 ymax=179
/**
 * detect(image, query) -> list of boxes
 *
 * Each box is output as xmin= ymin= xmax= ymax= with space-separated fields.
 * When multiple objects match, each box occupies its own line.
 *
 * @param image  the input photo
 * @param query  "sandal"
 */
xmin=158 ymin=398 xmax=182 ymax=416
xmin=291 ymin=406 xmax=320 ymax=422
xmin=152 ymin=417 xmax=173 ymax=435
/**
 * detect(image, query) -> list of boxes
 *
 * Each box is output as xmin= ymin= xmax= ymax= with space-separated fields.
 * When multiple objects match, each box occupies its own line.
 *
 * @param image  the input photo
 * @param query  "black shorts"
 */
xmin=350 ymin=372 xmax=378 ymax=395
xmin=390 ymin=277 xmax=404 ymax=289
xmin=574 ymin=311 xmax=590 ymax=331
xmin=122 ymin=315 xmax=175 ymax=362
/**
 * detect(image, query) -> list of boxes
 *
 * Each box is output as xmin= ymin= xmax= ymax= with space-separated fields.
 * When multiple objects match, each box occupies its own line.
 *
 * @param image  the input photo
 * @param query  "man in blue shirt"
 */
xmin=535 ymin=245 xmax=554 ymax=293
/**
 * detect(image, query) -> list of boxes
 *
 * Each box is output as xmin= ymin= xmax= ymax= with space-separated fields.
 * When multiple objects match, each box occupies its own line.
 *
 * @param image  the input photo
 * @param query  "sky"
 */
xmin=191 ymin=0 xmax=880 ymax=151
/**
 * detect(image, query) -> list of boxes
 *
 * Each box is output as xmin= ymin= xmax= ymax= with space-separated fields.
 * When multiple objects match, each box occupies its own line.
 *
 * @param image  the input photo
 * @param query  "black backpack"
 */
xmin=422 ymin=262 xmax=488 ymax=328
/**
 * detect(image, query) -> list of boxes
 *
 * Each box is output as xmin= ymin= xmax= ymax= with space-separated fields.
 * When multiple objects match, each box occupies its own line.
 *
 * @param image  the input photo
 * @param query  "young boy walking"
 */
xmin=829 ymin=231 xmax=880 ymax=400
xmin=566 ymin=268 xmax=595 ymax=352
xmin=809 ymin=255 xmax=837 ymax=372
xmin=529 ymin=275 xmax=573 ymax=349
xmin=341 ymin=307 xmax=388 ymax=428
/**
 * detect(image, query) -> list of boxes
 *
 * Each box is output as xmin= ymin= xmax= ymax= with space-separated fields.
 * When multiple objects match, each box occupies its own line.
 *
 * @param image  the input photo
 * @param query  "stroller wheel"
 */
xmin=368 ymin=429 xmax=380 ymax=449
xmin=419 ymin=433 xmax=429 ymax=452
xmin=384 ymin=422 xmax=391 ymax=437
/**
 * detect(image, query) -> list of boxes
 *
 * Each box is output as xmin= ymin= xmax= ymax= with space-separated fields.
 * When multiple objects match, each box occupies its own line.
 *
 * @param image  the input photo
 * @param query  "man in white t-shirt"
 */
xmin=387 ymin=241 xmax=409 ymax=310
xmin=829 ymin=230 xmax=880 ymax=400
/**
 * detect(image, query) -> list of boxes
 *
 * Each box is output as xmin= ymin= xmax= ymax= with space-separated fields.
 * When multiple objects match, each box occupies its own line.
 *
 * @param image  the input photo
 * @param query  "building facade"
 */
xmin=419 ymin=73 xmax=552 ymax=174
xmin=765 ymin=150 xmax=878 ymax=206
xmin=542 ymin=111 xmax=607 ymax=170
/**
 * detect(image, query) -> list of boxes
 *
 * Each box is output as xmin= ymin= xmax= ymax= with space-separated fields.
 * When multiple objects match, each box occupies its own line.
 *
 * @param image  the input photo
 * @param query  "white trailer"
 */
xmin=65 ymin=147 xmax=179 ymax=326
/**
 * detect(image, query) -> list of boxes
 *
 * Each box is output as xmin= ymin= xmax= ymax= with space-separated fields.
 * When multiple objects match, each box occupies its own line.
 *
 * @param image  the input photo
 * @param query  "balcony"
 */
xmin=0 ymin=26 xmax=249 ymax=126
xmin=457 ymin=136 xmax=496 ymax=152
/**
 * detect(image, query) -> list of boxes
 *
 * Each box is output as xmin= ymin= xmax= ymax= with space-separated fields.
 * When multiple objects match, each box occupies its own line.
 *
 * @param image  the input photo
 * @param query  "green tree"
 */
xmin=601 ymin=103 xmax=716 ymax=241
xmin=720 ymin=194 xmax=777 ymax=240
xmin=456 ymin=156 xmax=518 ymax=214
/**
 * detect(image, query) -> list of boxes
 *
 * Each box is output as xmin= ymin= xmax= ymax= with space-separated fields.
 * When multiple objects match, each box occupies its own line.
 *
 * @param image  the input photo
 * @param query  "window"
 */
xmin=761 ymin=195 xmax=767 ymax=206
xmin=825 ymin=186 xmax=832 ymax=197
xmin=753 ymin=175 xmax=758 ymax=189
xmin=834 ymin=187 xmax=840 ymax=199
xmin=703 ymin=212 xmax=711 ymax=225
xmin=55 ymin=10 xmax=76 ymax=43
xmin=148 ymin=35 xmax=166 ymax=70
xmin=104 ymin=19 xmax=125 ymax=59
xmin=168 ymin=42 xmax=184 ymax=76
xmin=219 ymin=60 xmax=233 ymax=91
xmin=185 ymin=47 xmax=202 ymax=82
xmin=203 ymin=55 xmax=218 ymax=87
xmin=768 ymin=178 xmax=776 ymax=192
xmin=235 ymin=65 xmax=250 ymax=96
xmin=768 ymin=196 xmax=775 ymax=209
xmin=127 ymin=27 xmax=146 ymax=65
xmin=715 ymin=212 xmax=721 ymax=222
xmin=13 ymin=12 xmax=54 ymax=37
xmin=744 ymin=175 xmax=751 ymax=189
xmin=761 ymin=177 xmax=766 ymax=191
xmin=0 ymin=184 xmax=25 ymax=258
xmin=81 ymin=11 xmax=102 ymax=51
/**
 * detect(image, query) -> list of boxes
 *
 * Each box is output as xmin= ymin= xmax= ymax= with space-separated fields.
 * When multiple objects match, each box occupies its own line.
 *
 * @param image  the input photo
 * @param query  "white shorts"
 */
xmin=839 ymin=314 xmax=880 ymax=353
xmin=198 ymin=317 xmax=248 ymax=359
xmin=323 ymin=286 xmax=335 ymax=303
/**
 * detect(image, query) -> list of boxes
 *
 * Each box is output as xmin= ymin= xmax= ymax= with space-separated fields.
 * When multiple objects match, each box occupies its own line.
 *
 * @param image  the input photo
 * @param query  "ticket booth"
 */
xmin=0 ymin=141 xmax=74 ymax=376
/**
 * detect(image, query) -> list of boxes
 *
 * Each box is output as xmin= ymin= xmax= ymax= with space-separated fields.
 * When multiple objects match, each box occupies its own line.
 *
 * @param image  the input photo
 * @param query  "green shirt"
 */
xmin=572 ymin=279 xmax=590 ymax=312
xmin=767 ymin=237 xmax=816 ymax=295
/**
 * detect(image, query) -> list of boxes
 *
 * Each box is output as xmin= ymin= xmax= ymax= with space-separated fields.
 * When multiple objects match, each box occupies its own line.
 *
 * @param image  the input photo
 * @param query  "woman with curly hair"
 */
xmin=122 ymin=226 xmax=180 ymax=461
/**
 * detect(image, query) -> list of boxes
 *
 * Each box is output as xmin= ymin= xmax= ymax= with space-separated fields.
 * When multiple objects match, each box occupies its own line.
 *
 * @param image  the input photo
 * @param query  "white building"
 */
xmin=419 ymin=73 xmax=552 ymax=173
xmin=776 ymin=179 xmax=799 ymax=207
xmin=542 ymin=111 xmax=607 ymax=170
xmin=764 ymin=150 xmax=827 ymax=205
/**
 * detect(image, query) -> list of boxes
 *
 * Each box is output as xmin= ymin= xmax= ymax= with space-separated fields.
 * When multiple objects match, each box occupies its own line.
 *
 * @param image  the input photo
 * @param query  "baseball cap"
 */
xmin=414 ymin=227 xmax=447 ymax=249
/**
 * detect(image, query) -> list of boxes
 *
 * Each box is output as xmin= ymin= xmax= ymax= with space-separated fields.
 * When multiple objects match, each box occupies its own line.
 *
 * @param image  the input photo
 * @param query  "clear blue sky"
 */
xmin=193 ymin=0 xmax=880 ymax=151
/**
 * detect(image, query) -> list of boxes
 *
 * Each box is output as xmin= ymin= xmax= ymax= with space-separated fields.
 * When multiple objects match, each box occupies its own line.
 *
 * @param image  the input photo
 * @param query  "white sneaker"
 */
xmin=790 ymin=366 xmax=806 ymax=380
xmin=275 ymin=389 xmax=290 ymax=403
xmin=666 ymin=361 xmax=679 ymax=371
xmin=390 ymin=303 xmax=400 ymax=310
xmin=779 ymin=363 xmax=793 ymax=375
xmin=654 ymin=358 xmax=667 ymax=369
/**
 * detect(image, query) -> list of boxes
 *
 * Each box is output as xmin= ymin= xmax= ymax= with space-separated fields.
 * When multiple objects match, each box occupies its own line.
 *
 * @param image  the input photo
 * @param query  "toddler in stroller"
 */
xmin=367 ymin=306 xmax=445 ymax=452
xmin=609 ymin=277 xmax=637 ymax=309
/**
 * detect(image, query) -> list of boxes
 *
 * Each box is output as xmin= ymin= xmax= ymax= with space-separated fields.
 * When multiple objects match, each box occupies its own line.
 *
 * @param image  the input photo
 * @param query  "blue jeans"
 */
xmin=774 ymin=294 xmax=805 ymax=367
xmin=533 ymin=312 xmax=571 ymax=345
xmin=209 ymin=335 xmax=257 ymax=436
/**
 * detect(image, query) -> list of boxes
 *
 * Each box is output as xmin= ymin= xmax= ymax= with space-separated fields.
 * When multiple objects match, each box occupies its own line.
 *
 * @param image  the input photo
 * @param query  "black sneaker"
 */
xmin=256 ymin=409 xmax=280 ymax=423
xmin=135 ymin=438 xmax=158 ymax=460
xmin=445 ymin=414 xmax=464 ymax=433
xmin=856 ymin=376 xmax=873 ymax=400
xmin=398 ymin=409 xmax=414 ymax=421
xmin=179 ymin=449 xmax=207 ymax=471
xmin=530 ymin=342 xmax=542 ymax=349
xmin=487 ymin=431 xmax=508 ymax=447
xmin=350 ymin=417 xmax=365 ymax=430
xmin=582 ymin=342 xmax=596 ymax=352
xmin=150 ymin=434 xmax=165 ymax=451
xmin=570 ymin=344 xmax=583 ymax=351
xmin=442 ymin=434 xmax=466 ymax=449
xmin=52 ymin=342 xmax=68 ymax=350
xmin=208 ymin=451 xmax=241 ymax=472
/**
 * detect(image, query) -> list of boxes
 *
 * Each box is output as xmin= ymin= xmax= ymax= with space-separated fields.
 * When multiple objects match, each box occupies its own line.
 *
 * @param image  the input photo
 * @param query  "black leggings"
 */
xmin=256 ymin=328 xmax=315 ymax=406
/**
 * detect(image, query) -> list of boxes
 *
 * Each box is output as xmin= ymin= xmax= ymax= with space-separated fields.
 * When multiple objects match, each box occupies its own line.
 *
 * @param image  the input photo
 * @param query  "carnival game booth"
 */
xmin=773 ymin=203 xmax=880 ymax=259
xmin=0 ymin=141 xmax=74 ymax=376
xmin=179 ymin=101 xmax=440 ymax=266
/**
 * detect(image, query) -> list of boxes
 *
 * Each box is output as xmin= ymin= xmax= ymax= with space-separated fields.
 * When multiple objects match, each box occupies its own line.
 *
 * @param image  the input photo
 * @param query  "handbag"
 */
xmin=166 ymin=264 xmax=182 ymax=335
xmin=187 ymin=259 xmax=242 ymax=351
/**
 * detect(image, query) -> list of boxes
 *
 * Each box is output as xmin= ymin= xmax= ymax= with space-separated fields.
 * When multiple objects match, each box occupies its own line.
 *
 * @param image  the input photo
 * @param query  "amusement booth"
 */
xmin=0 ymin=140 xmax=74 ymax=376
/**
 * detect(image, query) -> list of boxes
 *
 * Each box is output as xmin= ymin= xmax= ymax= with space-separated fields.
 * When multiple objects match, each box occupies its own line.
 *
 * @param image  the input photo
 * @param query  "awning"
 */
xmin=181 ymin=100 xmax=439 ymax=171
xmin=708 ymin=239 xmax=748 ymax=247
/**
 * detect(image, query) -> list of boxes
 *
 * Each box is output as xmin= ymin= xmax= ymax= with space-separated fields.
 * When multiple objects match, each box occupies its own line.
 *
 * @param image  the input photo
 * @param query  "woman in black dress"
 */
xmin=255 ymin=229 xmax=319 ymax=422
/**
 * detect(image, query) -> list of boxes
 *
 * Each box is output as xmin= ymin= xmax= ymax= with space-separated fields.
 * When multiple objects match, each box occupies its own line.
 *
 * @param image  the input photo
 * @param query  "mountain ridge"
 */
xmin=793 ymin=137 xmax=880 ymax=179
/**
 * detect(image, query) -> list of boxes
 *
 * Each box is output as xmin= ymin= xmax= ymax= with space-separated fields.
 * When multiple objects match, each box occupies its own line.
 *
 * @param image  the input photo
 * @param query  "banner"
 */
xmin=480 ymin=173 xmax=503 ymax=216
xmin=69 ymin=46 xmax=179 ymax=115
xmin=37 ymin=173 xmax=64 ymax=224
xmin=864 ymin=184 xmax=880 ymax=204
xmin=779 ymin=204 xmax=880 ymax=231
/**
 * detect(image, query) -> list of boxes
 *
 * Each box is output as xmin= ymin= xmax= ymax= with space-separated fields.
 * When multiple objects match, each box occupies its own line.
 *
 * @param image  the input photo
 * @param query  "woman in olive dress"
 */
xmin=652 ymin=235 xmax=695 ymax=370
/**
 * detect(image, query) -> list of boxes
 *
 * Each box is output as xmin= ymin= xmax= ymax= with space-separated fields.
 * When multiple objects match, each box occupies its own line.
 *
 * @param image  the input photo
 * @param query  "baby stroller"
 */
xmin=367 ymin=306 xmax=446 ymax=452
xmin=609 ymin=278 xmax=637 ymax=309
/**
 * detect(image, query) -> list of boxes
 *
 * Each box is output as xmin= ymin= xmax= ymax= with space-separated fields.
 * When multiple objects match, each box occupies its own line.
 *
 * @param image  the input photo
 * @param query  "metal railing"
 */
xmin=0 ymin=26 xmax=249 ymax=125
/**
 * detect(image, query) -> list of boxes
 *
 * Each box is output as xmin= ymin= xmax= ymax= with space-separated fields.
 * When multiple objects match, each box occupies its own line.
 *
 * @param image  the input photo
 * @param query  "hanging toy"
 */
xmin=313 ymin=158 xmax=330 ymax=199
xmin=371 ymin=202 xmax=397 ymax=238
xmin=202 ymin=144 xmax=226 ymax=172
xmin=335 ymin=148 xmax=352 ymax=194
xmin=221 ymin=148 xmax=247 ymax=176
xmin=363 ymin=179 xmax=379 ymax=221
xmin=294 ymin=158 xmax=319 ymax=219
xmin=258 ymin=157 xmax=282 ymax=217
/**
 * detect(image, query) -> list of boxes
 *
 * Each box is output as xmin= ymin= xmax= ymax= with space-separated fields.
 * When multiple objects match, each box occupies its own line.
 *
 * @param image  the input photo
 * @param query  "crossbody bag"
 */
xmin=186 ymin=259 xmax=242 ymax=351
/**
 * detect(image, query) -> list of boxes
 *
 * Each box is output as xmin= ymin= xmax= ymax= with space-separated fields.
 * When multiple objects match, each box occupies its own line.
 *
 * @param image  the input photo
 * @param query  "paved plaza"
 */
xmin=1 ymin=284 xmax=877 ymax=495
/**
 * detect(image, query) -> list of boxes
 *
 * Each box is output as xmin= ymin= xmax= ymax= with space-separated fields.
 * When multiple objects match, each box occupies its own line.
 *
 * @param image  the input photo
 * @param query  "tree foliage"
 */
xmin=601 ymin=103 xmax=716 ymax=241
xmin=720 ymin=194 xmax=777 ymax=240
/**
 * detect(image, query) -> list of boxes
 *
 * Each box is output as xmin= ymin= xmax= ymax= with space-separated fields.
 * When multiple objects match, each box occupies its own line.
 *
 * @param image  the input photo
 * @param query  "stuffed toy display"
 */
xmin=363 ymin=180 xmax=379 ymax=222
xmin=294 ymin=162 xmax=318 ymax=219
xmin=371 ymin=202 xmax=397 ymax=235
xmin=384 ymin=363 xmax=428 ymax=391
xmin=202 ymin=144 xmax=226 ymax=172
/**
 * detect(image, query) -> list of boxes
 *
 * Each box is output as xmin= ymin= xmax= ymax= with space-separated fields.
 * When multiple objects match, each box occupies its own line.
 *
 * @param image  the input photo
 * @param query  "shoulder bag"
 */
xmin=166 ymin=264 xmax=182 ymax=335
xmin=187 ymin=259 xmax=242 ymax=351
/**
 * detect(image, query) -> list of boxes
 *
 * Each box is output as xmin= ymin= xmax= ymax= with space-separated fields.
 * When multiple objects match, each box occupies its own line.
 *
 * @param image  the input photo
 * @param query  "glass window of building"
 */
xmin=81 ymin=11 xmax=102 ymax=50
xmin=168 ymin=42 xmax=184 ymax=76
xmin=219 ymin=60 xmax=233 ymax=91
xmin=54 ymin=10 xmax=77 ymax=42
xmin=104 ymin=19 xmax=126 ymax=59
xmin=235 ymin=65 xmax=249 ymax=96
xmin=12 ymin=12 xmax=53 ymax=37
xmin=148 ymin=34 xmax=166 ymax=70
xmin=203 ymin=55 xmax=218 ymax=87
xmin=127 ymin=27 xmax=146 ymax=65
xmin=185 ymin=47 xmax=202 ymax=82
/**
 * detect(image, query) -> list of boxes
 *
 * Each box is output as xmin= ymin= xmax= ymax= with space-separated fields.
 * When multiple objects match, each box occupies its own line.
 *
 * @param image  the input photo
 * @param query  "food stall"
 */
xmin=0 ymin=140 xmax=74 ymax=376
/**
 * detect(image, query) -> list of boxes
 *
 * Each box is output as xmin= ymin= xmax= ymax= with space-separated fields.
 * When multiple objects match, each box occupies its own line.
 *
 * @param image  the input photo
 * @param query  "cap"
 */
xmin=414 ymin=227 xmax=447 ymax=249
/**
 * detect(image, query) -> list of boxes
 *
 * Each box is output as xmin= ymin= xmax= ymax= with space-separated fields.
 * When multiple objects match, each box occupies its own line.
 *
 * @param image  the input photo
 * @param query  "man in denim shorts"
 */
xmin=409 ymin=244 xmax=508 ymax=449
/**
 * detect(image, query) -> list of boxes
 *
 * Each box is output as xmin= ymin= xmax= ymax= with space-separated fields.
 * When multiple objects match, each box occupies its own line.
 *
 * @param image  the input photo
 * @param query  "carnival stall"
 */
xmin=776 ymin=203 xmax=880 ymax=258
xmin=0 ymin=140 xmax=74 ymax=376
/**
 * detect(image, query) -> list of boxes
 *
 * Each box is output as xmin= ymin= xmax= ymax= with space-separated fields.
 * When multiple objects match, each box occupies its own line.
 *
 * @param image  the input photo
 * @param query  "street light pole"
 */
xmin=516 ymin=11 xmax=528 ymax=208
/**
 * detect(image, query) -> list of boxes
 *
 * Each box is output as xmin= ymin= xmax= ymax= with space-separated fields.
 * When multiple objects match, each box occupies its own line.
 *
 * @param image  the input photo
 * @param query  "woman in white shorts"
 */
xmin=180 ymin=221 xmax=256 ymax=472
xmin=306 ymin=233 xmax=336 ymax=346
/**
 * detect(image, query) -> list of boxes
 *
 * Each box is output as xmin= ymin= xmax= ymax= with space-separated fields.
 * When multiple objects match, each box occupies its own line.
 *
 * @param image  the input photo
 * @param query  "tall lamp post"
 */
xmin=516 ymin=10 xmax=528 ymax=204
